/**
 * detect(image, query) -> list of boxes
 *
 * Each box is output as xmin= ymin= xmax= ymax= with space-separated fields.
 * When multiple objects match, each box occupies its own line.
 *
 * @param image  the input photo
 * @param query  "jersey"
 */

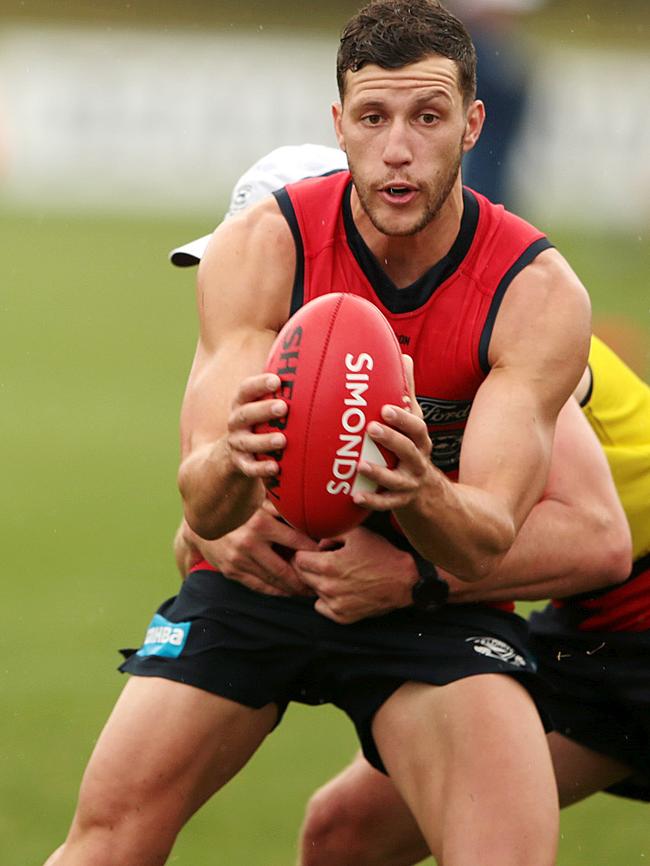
xmin=274 ymin=171 xmax=553 ymax=611
xmin=275 ymin=171 xmax=551 ymax=478
xmin=553 ymin=336 xmax=650 ymax=631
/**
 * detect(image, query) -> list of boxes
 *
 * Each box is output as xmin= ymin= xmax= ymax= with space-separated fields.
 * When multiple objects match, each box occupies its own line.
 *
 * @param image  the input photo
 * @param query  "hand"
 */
xmin=353 ymin=354 xmax=434 ymax=512
xmin=294 ymin=527 xmax=418 ymax=624
xmin=191 ymin=500 xmax=318 ymax=597
xmin=225 ymin=373 xmax=288 ymax=480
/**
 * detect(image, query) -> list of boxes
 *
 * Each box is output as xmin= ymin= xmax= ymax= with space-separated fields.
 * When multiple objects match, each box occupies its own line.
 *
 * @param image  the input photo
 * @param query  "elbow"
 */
xmin=595 ymin=517 xmax=633 ymax=587
xmin=183 ymin=510 xmax=222 ymax=542
xmin=457 ymin=519 xmax=517 ymax=583
xmin=177 ymin=461 xmax=223 ymax=541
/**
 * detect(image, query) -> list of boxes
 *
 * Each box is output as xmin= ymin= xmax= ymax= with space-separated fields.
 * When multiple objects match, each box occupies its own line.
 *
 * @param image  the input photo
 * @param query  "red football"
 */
xmin=256 ymin=293 xmax=408 ymax=538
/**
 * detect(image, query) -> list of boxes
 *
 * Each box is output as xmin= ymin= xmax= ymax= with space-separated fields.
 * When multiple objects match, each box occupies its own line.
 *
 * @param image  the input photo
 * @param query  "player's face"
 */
xmin=333 ymin=56 xmax=483 ymax=237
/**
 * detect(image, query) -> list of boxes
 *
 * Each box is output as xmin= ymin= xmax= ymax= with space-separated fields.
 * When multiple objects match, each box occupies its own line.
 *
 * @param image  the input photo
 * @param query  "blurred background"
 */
xmin=1 ymin=1 xmax=648 ymax=864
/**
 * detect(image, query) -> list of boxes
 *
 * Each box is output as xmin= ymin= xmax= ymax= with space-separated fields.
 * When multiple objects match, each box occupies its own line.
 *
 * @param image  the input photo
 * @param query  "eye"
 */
xmin=419 ymin=113 xmax=439 ymax=125
xmin=362 ymin=114 xmax=383 ymax=126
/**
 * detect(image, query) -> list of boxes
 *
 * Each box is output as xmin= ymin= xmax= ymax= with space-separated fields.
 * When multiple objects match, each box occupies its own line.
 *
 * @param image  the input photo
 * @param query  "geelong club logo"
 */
xmin=466 ymin=636 xmax=526 ymax=668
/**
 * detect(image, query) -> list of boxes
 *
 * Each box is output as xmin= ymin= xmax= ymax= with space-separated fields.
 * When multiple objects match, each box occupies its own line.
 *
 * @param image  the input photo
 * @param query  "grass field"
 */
xmin=2 ymin=209 xmax=648 ymax=865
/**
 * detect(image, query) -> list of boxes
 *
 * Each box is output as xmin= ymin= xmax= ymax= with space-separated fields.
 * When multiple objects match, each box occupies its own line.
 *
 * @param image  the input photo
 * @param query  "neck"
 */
xmin=350 ymin=180 xmax=465 ymax=288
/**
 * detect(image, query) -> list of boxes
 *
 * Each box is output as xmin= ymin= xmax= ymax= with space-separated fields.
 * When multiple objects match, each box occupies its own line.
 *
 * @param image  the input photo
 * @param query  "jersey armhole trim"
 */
xmin=579 ymin=365 xmax=594 ymax=407
xmin=273 ymin=188 xmax=305 ymax=317
xmin=478 ymin=236 xmax=554 ymax=373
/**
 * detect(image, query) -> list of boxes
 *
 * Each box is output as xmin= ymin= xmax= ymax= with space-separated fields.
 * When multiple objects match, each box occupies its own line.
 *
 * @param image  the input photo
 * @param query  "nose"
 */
xmin=382 ymin=120 xmax=413 ymax=169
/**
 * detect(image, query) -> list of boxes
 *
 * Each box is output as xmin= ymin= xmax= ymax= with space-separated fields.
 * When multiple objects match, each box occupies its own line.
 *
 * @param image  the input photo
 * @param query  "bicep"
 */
xmin=179 ymin=203 xmax=295 ymax=457
xmin=461 ymin=248 xmax=593 ymax=528
xmin=180 ymin=328 xmax=275 ymax=457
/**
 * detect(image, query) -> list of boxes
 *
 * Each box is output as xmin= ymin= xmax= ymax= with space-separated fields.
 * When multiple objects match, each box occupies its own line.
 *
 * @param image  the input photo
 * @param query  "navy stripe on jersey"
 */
xmin=342 ymin=184 xmax=480 ymax=314
xmin=273 ymin=188 xmax=305 ymax=317
xmin=579 ymin=365 xmax=594 ymax=407
xmin=478 ymin=236 xmax=554 ymax=373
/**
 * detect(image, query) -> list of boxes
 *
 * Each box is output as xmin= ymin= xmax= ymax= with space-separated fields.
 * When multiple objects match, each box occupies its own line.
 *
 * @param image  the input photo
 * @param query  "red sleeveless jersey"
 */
xmin=275 ymin=171 xmax=551 ymax=478
xmin=272 ymin=171 xmax=552 ymax=611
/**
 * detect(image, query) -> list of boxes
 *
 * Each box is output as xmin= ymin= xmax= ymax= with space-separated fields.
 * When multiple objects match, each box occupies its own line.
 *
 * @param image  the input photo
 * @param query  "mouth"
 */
xmin=378 ymin=183 xmax=418 ymax=205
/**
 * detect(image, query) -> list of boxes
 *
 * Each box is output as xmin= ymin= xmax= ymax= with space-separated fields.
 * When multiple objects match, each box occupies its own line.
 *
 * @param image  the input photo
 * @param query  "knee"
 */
xmin=65 ymin=776 xmax=179 ymax=866
xmin=300 ymin=784 xmax=377 ymax=866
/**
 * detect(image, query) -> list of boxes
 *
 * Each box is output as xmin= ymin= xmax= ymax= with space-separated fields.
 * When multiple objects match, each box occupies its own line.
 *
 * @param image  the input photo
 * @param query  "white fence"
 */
xmin=0 ymin=24 xmax=648 ymax=228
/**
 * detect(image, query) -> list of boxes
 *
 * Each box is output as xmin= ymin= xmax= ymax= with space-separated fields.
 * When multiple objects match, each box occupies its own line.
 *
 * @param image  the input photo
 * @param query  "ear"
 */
xmin=462 ymin=100 xmax=485 ymax=154
xmin=331 ymin=102 xmax=346 ymax=151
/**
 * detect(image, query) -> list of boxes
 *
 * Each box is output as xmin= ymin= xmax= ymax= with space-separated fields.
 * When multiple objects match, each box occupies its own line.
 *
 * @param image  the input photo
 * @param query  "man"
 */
xmin=296 ymin=337 xmax=650 ymax=866
xmin=47 ymin=3 xmax=596 ymax=864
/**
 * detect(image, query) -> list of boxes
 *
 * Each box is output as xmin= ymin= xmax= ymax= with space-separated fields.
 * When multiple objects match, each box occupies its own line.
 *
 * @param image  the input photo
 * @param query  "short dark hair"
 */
xmin=337 ymin=0 xmax=477 ymax=106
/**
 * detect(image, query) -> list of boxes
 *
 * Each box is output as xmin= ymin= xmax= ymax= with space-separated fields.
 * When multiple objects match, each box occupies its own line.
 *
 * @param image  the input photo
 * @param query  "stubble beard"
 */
xmin=350 ymin=144 xmax=464 ymax=238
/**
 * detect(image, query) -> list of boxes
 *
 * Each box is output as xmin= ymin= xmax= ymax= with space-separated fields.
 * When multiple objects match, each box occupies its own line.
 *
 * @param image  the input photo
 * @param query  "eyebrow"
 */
xmin=413 ymin=88 xmax=453 ymax=106
xmin=352 ymin=88 xmax=453 ymax=112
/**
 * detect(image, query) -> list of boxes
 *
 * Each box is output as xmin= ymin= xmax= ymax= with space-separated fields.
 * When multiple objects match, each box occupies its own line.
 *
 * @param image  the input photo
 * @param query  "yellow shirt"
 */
xmin=583 ymin=335 xmax=650 ymax=563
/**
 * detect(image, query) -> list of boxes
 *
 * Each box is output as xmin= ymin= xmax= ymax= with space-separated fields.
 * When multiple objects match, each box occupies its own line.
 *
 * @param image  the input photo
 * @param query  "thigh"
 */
xmin=73 ymin=676 xmax=278 ymax=832
xmin=373 ymin=676 xmax=558 ymax=866
xmin=548 ymin=732 xmax=634 ymax=808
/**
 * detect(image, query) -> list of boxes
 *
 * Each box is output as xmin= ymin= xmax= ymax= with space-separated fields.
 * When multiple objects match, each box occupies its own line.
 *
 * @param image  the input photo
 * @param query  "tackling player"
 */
xmin=293 ymin=336 xmax=650 ymax=866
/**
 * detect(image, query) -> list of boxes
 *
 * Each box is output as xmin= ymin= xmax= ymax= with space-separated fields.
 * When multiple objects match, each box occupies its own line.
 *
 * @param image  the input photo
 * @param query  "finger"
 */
xmin=401 ymin=354 xmax=424 ymax=420
xmin=362 ymin=429 xmax=425 ymax=476
xmin=227 ymin=428 xmax=286 ymax=455
xmin=235 ymin=373 xmax=282 ymax=405
xmin=228 ymin=449 xmax=280 ymax=479
xmin=248 ymin=544 xmax=313 ymax=595
xmin=261 ymin=499 xmax=282 ymax=517
xmin=351 ymin=489 xmax=412 ymax=511
xmin=228 ymin=399 xmax=287 ymax=433
xmin=314 ymin=597 xmax=357 ymax=625
xmin=293 ymin=550 xmax=333 ymax=576
xmin=271 ymin=521 xmax=320 ymax=552
xmin=317 ymin=538 xmax=345 ymax=552
xmin=356 ymin=462 xmax=417 ymax=494
xmin=379 ymin=405 xmax=430 ymax=448
xmin=294 ymin=565 xmax=336 ymax=597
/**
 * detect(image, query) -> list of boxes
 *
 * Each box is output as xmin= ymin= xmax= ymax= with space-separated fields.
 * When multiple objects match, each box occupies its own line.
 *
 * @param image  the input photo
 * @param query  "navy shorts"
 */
xmin=121 ymin=570 xmax=547 ymax=772
xmin=530 ymin=604 xmax=650 ymax=801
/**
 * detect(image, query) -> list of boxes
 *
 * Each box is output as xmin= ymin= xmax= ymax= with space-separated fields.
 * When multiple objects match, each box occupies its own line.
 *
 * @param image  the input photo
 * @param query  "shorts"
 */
xmin=530 ymin=604 xmax=650 ymax=801
xmin=121 ymin=570 xmax=547 ymax=773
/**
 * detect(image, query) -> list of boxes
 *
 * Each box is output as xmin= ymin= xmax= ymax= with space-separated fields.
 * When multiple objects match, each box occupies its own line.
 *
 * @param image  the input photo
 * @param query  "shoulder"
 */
xmin=201 ymin=196 xmax=296 ymax=276
xmin=488 ymin=248 xmax=592 ymax=402
xmin=491 ymin=247 xmax=590 ymax=356
xmin=196 ymin=197 xmax=297 ymax=346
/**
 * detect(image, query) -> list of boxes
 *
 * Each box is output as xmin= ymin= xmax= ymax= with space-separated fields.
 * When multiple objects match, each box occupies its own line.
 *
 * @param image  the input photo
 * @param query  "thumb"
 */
xmin=318 ymin=538 xmax=345 ymax=552
xmin=401 ymin=354 xmax=422 ymax=419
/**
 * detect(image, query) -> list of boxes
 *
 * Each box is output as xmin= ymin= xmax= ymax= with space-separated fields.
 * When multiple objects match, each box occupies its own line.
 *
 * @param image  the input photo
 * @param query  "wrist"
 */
xmin=410 ymin=552 xmax=449 ymax=612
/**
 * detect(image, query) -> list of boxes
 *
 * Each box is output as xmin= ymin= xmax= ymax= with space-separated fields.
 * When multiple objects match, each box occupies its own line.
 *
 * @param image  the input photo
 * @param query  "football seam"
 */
xmin=301 ymin=293 xmax=345 ymax=538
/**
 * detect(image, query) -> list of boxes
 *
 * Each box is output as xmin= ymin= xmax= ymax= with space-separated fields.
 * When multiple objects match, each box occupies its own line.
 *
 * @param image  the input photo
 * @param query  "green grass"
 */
xmin=2 ymin=210 xmax=648 ymax=865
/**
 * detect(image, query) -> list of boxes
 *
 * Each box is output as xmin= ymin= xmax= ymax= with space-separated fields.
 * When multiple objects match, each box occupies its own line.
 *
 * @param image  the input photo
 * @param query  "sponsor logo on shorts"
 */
xmin=465 ymin=636 xmax=526 ymax=668
xmin=136 ymin=613 xmax=191 ymax=659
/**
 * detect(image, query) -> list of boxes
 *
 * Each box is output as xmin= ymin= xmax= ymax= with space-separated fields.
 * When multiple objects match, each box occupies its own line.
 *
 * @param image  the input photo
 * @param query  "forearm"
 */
xmin=395 ymin=470 xmax=516 ymax=583
xmin=178 ymin=438 xmax=265 ymax=539
xmin=444 ymin=496 xmax=631 ymax=604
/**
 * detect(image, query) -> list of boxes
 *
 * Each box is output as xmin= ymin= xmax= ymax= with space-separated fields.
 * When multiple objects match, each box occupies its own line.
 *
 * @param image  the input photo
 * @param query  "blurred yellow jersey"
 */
xmin=582 ymin=335 xmax=650 ymax=563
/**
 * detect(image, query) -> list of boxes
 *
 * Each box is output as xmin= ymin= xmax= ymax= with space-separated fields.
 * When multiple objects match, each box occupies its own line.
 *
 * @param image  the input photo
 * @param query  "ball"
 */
xmin=256 ymin=292 xmax=408 ymax=538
